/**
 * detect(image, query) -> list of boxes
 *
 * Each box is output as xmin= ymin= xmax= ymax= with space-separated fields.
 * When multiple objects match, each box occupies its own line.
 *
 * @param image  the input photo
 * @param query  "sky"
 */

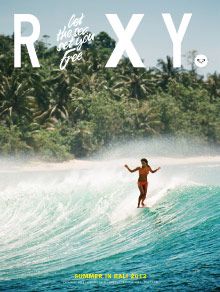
xmin=0 ymin=0 xmax=219 ymax=75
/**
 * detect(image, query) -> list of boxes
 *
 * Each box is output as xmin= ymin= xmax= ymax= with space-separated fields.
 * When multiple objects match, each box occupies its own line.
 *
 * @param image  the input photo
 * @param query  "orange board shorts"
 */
xmin=137 ymin=181 xmax=148 ymax=187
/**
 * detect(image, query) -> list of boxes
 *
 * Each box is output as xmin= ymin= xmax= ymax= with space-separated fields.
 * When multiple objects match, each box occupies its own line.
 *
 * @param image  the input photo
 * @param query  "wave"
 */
xmin=0 ymin=154 xmax=219 ymax=282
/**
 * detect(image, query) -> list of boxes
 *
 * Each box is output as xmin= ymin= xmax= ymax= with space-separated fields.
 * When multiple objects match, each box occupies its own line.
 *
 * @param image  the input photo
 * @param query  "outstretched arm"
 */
xmin=124 ymin=165 xmax=139 ymax=173
xmin=149 ymin=166 xmax=161 ymax=173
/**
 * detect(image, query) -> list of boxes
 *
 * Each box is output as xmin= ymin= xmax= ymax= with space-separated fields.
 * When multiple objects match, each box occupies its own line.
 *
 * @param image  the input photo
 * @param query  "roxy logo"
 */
xmin=5 ymin=13 xmax=208 ymax=69
xmin=194 ymin=55 xmax=208 ymax=68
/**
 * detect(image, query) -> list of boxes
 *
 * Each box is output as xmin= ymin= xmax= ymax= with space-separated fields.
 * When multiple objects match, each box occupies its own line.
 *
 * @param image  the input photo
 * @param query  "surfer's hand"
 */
xmin=124 ymin=164 xmax=128 ymax=168
xmin=157 ymin=167 xmax=161 ymax=171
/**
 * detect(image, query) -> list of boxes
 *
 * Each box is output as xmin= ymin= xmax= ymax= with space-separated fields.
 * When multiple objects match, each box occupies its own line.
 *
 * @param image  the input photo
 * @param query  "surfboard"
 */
xmin=139 ymin=206 xmax=149 ymax=208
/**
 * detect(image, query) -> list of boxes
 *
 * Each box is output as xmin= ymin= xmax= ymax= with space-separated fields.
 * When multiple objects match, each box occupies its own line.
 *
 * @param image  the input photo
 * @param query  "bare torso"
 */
xmin=138 ymin=166 xmax=150 ymax=181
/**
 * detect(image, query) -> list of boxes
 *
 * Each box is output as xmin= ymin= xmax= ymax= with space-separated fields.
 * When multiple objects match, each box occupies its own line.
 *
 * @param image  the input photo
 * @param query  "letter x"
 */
xmin=105 ymin=14 xmax=145 ymax=67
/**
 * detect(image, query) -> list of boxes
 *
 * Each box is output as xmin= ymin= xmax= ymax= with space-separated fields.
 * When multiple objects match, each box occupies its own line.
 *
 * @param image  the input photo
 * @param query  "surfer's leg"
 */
xmin=138 ymin=194 xmax=142 ymax=208
xmin=141 ymin=183 xmax=148 ymax=206
xmin=138 ymin=193 xmax=143 ymax=208
xmin=138 ymin=185 xmax=144 ymax=208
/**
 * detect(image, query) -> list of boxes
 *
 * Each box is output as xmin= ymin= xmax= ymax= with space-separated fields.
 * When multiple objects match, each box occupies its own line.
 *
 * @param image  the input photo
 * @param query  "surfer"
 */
xmin=124 ymin=158 xmax=161 ymax=208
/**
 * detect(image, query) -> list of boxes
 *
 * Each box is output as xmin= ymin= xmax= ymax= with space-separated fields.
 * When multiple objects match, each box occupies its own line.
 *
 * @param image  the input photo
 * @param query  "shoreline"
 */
xmin=0 ymin=155 xmax=220 ymax=173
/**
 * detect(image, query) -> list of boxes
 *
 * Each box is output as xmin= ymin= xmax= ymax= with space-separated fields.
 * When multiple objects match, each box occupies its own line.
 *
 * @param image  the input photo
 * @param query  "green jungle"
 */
xmin=0 ymin=32 xmax=219 ymax=160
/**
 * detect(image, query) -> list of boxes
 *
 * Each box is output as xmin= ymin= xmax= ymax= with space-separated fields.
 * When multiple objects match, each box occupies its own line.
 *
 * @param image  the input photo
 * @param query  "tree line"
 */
xmin=0 ymin=32 xmax=219 ymax=160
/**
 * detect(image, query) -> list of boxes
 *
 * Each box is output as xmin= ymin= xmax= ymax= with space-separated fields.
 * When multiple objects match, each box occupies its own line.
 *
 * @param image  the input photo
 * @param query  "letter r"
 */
xmin=14 ymin=14 xmax=40 ymax=67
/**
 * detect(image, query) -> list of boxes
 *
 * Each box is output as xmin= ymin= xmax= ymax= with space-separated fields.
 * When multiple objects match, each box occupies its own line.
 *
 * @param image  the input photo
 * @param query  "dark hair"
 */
xmin=141 ymin=158 xmax=148 ymax=165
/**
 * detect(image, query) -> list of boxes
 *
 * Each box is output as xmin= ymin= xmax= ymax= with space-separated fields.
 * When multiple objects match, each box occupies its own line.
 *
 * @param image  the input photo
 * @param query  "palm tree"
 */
xmin=206 ymin=72 xmax=220 ymax=101
xmin=0 ymin=35 xmax=14 ymax=76
xmin=0 ymin=72 xmax=34 ymax=126
xmin=156 ymin=56 xmax=180 ymax=90
xmin=34 ymin=69 xmax=70 ymax=128
xmin=110 ymin=58 xmax=154 ymax=99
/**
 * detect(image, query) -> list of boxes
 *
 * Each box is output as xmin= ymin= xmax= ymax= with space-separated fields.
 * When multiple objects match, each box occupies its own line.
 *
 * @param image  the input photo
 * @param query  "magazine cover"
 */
xmin=0 ymin=1 xmax=219 ymax=291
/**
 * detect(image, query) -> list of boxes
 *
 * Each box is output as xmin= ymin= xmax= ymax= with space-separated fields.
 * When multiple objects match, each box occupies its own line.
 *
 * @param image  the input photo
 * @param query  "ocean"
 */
xmin=0 ymin=149 xmax=219 ymax=291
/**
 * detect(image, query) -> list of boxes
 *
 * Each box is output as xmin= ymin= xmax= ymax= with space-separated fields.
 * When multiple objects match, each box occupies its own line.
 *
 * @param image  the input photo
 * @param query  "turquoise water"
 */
xmin=0 ymin=158 xmax=219 ymax=291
